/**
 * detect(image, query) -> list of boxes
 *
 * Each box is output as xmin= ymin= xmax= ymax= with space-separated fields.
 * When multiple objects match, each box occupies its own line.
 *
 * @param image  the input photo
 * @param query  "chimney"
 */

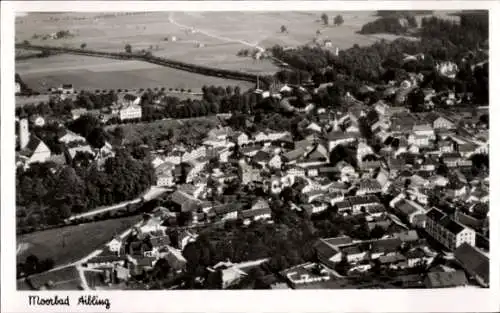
xmin=19 ymin=118 xmax=29 ymax=150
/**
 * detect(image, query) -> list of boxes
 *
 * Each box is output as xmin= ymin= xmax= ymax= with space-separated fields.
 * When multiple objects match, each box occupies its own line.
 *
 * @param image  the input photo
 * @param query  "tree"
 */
xmin=125 ymin=44 xmax=132 ymax=53
xmin=321 ymin=13 xmax=329 ymax=25
xmin=334 ymin=15 xmax=344 ymax=26
xmin=280 ymin=25 xmax=288 ymax=33
xmin=80 ymin=43 xmax=87 ymax=49
xmin=370 ymin=225 xmax=386 ymax=239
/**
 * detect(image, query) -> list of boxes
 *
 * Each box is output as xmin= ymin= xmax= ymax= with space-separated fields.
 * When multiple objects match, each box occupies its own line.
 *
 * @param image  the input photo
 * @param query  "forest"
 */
xmin=16 ymin=148 xmax=155 ymax=230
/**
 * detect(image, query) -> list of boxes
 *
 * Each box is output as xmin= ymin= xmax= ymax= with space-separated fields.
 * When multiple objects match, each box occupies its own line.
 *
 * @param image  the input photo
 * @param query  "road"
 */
xmin=67 ymin=186 xmax=168 ymax=221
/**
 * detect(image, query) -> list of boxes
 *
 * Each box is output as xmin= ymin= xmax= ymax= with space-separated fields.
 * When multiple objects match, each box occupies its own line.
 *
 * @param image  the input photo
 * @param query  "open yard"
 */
xmin=17 ymin=215 xmax=141 ymax=267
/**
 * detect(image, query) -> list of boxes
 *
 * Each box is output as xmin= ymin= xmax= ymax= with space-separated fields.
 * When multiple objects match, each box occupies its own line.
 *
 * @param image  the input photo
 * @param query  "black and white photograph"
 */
xmin=1 ymin=1 xmax=498 ymax=312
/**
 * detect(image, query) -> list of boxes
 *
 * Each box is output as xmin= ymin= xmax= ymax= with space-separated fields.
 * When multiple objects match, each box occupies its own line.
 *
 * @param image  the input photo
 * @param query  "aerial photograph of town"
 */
xmin=15 ymin=10 xmax=489 ymax=290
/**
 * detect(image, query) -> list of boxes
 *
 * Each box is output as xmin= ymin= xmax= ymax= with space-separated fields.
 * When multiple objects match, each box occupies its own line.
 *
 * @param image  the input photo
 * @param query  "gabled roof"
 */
xmin=438 ymin=216 xmax=466 ymax=235
xmin=426 ymin=207 xmax=446 ymax=221
xmin=321 ymin=236 xmax=353 ymax=248
xmin=425 ymin=270 xmax=468 ymax=288
xmin=454 ymin=243 xmax=489 ymax=285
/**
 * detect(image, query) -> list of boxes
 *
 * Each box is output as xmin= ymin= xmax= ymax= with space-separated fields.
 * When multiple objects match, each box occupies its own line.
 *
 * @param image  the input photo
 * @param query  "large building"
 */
xmin=119 ymin=94 xmax=142 ymax=121
xmin=425 ymin=207 xmax=476 ymax=250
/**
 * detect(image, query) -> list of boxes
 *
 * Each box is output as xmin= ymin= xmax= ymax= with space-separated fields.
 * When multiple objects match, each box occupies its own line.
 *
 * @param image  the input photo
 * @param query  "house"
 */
xmin=391 ymin=198 xmax=427 ymax=228
xmin=208 ymin=126 xmax=234 ymax=141
xmin=178 ymin=230 xmax=198 ymax=251
xmin=238 ymin=160 xmax=262 ymax=185
xmin=356 ymin=141 xmax=373 ymax=163
xmin=357 ymin=179 xmax=382 ymax=195
xmin=235 ymin=132 xmax=250 ymax=146
xmin=335 ymin=160 xmax=357 ymax=182
xmin=85 ymin=255 xmax=128 ymax=268
xmin=408 ymin=133 xmax=431 ymax=148
xmin=212 ymin=203 xmax=240 ymax=221
xmin=425 ymin=207 xmax=476 ymax=250
xmin=119 ymin=94 xmax=142 ymax=121
xmin=335 ymin=195 xmax=380 ymax=215
xmin=437 ymin=140 xmax=454 ymax=154
xmin=207 ymin=262 xmax=248 ymax=289
xmin=253 ymin=150 xmax=271 ymax=168
xmin=375 ymin=168 xmax=390 ymax=192
xmin=58 ymin=130 xmax=87 ymax=145
xmin=454 ymin=242 xmax=489 ymax=287
xmin=108 ymin=237 xmax=123 ymax=256
xmin=405 ymin=247 xmax=434 ymax=268
xmin=326 ymin=131 xmax=359 ymax=152
xmin=268 ymin=154 xmax=284 ymax=169
xmin=280 ymin=262 xmax=333 ymax=289
xmin=71 ymin=108 xmax=88 ymax=120
xmin=58 ymin=84 xmax=75 ymax=94
xmin=67 ymin=144 xmax=95 ymax=160
xmin=162 ymin=246 xmax=187 ymax=272
xmin=393 ymin=230 xmax=419 ymax=243
xmin=432 ymin=116 xmax=455 ymax=130
xmin=424 ymin=270 xmax=468 ymax=288
xmin=156 ymin=162 xmax=176 ymax=187
xmin=170 ymin=190 xmax=201 ymax=212
xmin=239 ymin=204 xmax=271 ymax=225
xmin=285 ymin=165 xmax=306 ymax=178
xmin=119 ymin=103 xmax=142 ymax=121
xmin=19 ymin=136 xmax=52 ymax=166
xmin=441 ymin=153 xmax=466 ymax=168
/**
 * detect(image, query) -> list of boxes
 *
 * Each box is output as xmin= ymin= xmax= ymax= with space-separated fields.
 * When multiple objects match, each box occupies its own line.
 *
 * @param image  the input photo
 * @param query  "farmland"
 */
xmin=16 ymin=11 xmax=457 ymax=93
xmin=16 ymin=11 xmax=416 ymax=78
xmin=16 ymin=54 xmax=255 ymax=93
xmin=17 ymin=215 xmax=141 ymax=267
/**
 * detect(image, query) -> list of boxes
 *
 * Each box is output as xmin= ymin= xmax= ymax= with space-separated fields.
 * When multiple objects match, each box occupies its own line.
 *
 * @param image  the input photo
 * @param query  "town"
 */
xmin=15 ymin=10 xmax=489 ymax=290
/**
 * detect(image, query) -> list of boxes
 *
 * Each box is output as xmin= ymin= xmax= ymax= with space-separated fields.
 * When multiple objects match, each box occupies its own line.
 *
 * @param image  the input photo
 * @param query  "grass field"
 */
xmin=16 ymin=11 xmax=459 ymax=93
xmin=17 ymin=215 xmax=141 ymax=267
xmin=15 ymin=11 xmax=409 ymax=77
xmin=106 ymin=115 xmax=220 ymax=145
xmin=16 ymin=54 xmax=255 ymax=93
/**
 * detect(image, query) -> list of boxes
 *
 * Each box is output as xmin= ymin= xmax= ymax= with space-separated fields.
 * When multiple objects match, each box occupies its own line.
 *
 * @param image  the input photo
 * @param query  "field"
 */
xmin=15 ymin=11 xmax=413 ymax=76
xmin=16 ymin=54 xmax=255 ymax=93
xmin=106 ymin=115 xmax=220 ymax=145
xmin=17 ymin=215 xmax=141 ymax=267
xmin=15 ymin=11 xmax=460 ymax=94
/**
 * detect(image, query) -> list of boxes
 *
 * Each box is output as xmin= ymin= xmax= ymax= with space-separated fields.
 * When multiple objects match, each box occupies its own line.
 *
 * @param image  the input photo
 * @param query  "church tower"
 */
xmin=19 ymin=118 xmax=29 ymax=150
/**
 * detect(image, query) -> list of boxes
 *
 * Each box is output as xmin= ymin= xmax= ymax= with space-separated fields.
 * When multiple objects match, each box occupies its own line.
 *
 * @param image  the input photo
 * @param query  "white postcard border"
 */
xmin=2 ymin=1 xmax=499 ymax=312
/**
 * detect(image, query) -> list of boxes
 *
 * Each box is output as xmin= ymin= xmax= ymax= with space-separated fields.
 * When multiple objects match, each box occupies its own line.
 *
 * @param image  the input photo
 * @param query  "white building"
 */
xmin=425 ymin=207 xmax=476 ymax=250
xmin=119 ymin=94 xmax=142 ymax=121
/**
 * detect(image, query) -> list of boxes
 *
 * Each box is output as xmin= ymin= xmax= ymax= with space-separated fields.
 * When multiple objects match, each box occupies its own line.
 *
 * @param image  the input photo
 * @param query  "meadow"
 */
xmin=17 ymin=215 xmax=141 ymax=267
xmin=16 ymin=54 xmax=255 ymax=92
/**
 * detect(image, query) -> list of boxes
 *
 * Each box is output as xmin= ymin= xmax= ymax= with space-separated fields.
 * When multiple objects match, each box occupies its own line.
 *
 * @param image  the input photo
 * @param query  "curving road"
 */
xmin=66 ymin=186 xmax=168 ymax=221
xmin=168 ymin=13 xmax=287 ymax=67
